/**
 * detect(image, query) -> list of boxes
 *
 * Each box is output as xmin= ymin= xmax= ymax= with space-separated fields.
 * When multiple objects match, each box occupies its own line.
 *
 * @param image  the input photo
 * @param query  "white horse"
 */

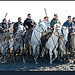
xmin=59 ymin=26 xmax=69 ymax=59
xmin=0 ymin=33 xmax=14 ymax=63
xmin=41 ymin=24 xmax=63 ymax=64
xmin=70 ymin=32 xmax=75 ymax=57
xmin=13 ymin=25 xmax=26 ymax=63
xmin=28 ymin=23 xmax=48 ymax=64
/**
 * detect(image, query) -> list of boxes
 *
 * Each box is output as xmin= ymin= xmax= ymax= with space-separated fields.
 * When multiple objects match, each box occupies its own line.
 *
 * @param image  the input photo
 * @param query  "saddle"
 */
xmin=28 ymin=28 xmax=33 ymax=41
xmin=41 ymin=32 xmax=52 ymax=47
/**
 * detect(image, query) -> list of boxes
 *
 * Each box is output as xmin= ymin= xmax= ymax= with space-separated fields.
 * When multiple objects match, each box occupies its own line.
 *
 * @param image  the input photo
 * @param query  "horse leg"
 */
xmin=1 ymin=47 xmax=6 ymax=63
xmin=29 ymin=46 xmax=32 ymax=55
xmin=66 ymin=43 xmax=69 ymax=60
xmin=53 ymin=48 xmax=57 ymax=61
xmin=46 ymin=49 xmax=48 ymax=55
xmin=4 ymin=48 xmax=8 ymax=63
xmin=33 ymin=46 xmax=38 ymax=64
xmin=20 ymin=46 xmax=25 ymax=64
xmin=57 ymin=47 xmax=61 ymax=60
xmin=59 ymin=45 xmax=66 ymax=61
xmin=13 ymin=48 xmax=16 ymax=62
xmin=49 ymin=48 xmax=53 ymax=64
xmin=4 ymin=55 xmax=6 ymax=63
xmin=41 ymin=47 xmax=45 ymax=58
xmin=37 ymin=46 xmax=40 ymax=57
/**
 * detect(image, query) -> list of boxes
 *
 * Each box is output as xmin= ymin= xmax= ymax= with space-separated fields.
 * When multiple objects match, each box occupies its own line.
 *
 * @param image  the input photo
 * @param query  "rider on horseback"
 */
xmin=63 ymin=16 xmax=72 ymax=52
xmin=50 ymin=14 xmax=61 ymax=30
xmin=41 ymin=16 xmax=52 ymax=48
xmin=72 ymin=17 xmax=75 ymax=32
xmin=13 ymin=17 xmax=23 ymax=36
xmin=23 ymin=13 xmax=36 ymax=48
xmin=2 ymin=18 xmax=8 ymax=32
xmin=8 ymin=19 xmax=11 ymax=28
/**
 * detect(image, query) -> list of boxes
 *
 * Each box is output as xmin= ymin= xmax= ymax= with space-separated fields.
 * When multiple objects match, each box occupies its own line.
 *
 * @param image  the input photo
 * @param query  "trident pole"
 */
xmin=4 ymin=13 xmax=8 ymax=19
xmin=5 ymin=13 xmax=8 ymax=32
xmin=44 ymin=8 xmax=47 ymax=16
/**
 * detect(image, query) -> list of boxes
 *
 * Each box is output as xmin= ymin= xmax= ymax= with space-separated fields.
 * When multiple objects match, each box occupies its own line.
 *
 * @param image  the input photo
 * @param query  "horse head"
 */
xmin=62 ymin=26 xmax=69 ymax=42
xmin=38 ymin=22 xmax=48 ymax=33
xmin=54 ymin=23 xmax=63 ymax=36
xmin=18 ymin=25 xmax=26 ymax=33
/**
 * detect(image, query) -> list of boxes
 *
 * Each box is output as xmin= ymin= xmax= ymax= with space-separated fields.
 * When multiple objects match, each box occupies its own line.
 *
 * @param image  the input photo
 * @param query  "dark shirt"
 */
xmin=23 ymin=18 xmax=36 ymax=30
xmin=8 ymin=23 xmax=11 ymax=28
xmin=72 ymin=21 xmax=75 ymax=32
xmin=13 ymin=21 xmax=22 ymax=34
xmin=63 ymin=20 xmax=72 ymax=33
xmin=2 ymin=22 xmax=7 ymax=29
xmin=50 ymin=18 xmax=61 ymax=28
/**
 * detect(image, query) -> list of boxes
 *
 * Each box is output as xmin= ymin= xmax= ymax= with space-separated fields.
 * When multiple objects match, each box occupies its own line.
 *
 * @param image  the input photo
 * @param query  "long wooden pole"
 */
xmin=4 ymin=13 xmax=8 ymax=32
xmin=44 ymin=8 xmax=47 ymax=16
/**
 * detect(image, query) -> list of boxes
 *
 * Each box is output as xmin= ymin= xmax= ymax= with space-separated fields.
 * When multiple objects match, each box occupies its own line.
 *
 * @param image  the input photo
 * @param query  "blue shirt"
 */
xmin=63 ymin=20 xmax=72 ymax=32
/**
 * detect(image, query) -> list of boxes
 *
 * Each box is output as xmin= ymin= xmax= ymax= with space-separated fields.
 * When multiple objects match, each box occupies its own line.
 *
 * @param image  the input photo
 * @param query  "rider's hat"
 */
xmin=27 ymin=13 xmax=31 ymax=16
xmin=18 ymin=17 xmax=22 ymax=20
xmin=44 ymin=16 xmax=49 ymax=19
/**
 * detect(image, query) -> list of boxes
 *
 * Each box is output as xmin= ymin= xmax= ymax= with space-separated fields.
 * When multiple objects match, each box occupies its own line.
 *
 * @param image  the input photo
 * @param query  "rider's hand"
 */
xmin=50 ymin=28 xmax=52 ymax=30
xmin=26 ymin=25 xmax=28 ymax=29
xmin=48 ymin=27 xmax=52 ymax=30
xmin=70 ymin=27 xmax=72 ymax=29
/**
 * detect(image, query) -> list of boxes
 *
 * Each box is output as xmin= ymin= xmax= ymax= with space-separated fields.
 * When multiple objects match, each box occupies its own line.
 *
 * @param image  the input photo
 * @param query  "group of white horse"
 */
xmin=28 ymin=22 xmax=69 ymax=64
xmin=0 ymin=22 xmax=73 ymax=65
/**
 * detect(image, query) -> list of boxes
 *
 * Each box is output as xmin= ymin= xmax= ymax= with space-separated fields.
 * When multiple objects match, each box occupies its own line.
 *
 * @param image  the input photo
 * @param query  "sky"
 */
xmin=0 ymin=1 xmax=75 ymax=25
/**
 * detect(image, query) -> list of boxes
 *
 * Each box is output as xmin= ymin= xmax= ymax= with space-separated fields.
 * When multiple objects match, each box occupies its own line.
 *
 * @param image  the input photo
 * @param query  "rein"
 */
xmin=34 ymin=25 xmax=46 ymax=43
xmin=34 ymin=30 xmax=41 ymax=44
xmin=51 ymin=31 xmax=59 ymax=50
xmin=35 ymin=28 xmax=43 ymax=33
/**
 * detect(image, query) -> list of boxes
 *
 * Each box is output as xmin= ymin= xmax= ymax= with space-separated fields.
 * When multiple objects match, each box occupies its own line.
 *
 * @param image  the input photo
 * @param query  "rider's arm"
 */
xmin=23 ymin=19 xmax=29 ymax=29
xmin=50 ymin=19 xmax=54 ymax=28
xmin=63 ymin=22 xmax=67 ymax=27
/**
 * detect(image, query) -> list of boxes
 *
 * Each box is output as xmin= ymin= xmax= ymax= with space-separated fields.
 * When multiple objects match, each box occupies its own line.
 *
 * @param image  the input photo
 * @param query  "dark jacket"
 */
xmin=13 ymin=22 xmax=22 ymax=34
xmin=23 ymin=18 xmax=36 ymax=30
xmin=50 ymin=18 xmax=61 ymax=28
xmin=63 ymin=20 xmax=72 ymax=33
xmin=2 ymin=22 xmax=7 ymax=29
xmin=72 ymin=21 xmax=75 ymax=32
xmin=8 ymin=23 xmax=11 ymax=28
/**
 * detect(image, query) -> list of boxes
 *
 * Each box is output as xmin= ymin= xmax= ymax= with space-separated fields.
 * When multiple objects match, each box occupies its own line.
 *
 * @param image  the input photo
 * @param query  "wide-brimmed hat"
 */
xmin=44 ymin=16 xmax=49 ymax=19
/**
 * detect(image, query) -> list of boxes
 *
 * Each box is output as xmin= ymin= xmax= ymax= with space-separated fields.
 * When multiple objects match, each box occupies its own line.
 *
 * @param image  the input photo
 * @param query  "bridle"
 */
xmin=34 ymin=24 xmax=46 ymax=43
xmin=51 ymin=27 xmax=62 ymax=50
xmin=61 ymin=27 xmax=68 ymax=45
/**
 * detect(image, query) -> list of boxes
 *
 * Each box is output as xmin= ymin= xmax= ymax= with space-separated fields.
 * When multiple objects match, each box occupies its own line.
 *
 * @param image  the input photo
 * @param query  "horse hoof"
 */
xmin=36 ymin=62 xmax=39 ymax=65
xmin=23 ymin=62 xmax=26 ymax=64
xmin=4 ymin=61 xmax=7 ymax=63
xmin=60 ymin=59 xmax=63 ymax=62
xmin=0 ymin=56 xmax=2 ymax=60
xmin=50 ymin=62 xmax=53 ymax=64
xmin=23 ymin=60 xmax=26 ymax=64
xmin=37 ymin=56 xmax=41 ymax=59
